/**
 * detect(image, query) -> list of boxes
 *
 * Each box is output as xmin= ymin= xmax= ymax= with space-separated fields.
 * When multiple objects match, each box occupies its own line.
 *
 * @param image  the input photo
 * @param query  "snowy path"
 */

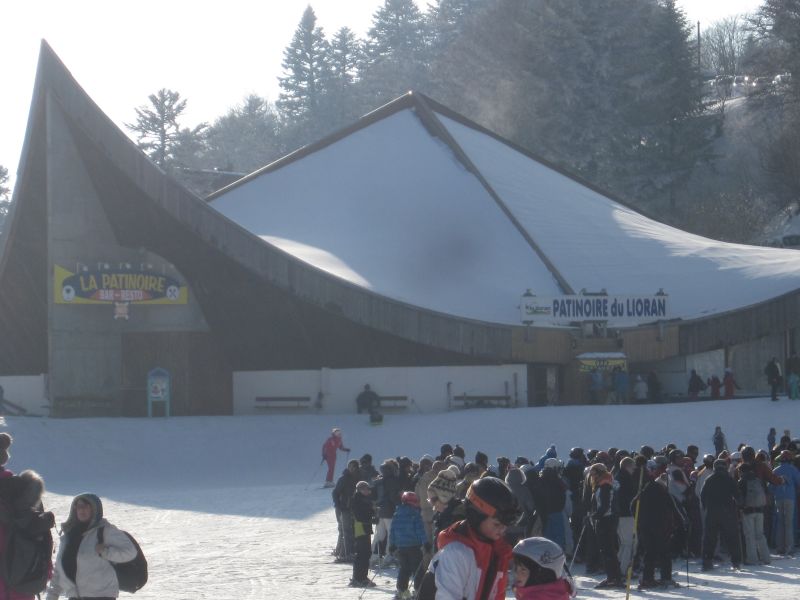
xmin=2 ymin=396 xmax=799 ymax=598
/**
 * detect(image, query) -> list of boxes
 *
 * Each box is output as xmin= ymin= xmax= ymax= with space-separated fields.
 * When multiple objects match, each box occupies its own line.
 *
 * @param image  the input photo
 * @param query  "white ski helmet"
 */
xmin=513 ymin=537 xmax=566 ymax=578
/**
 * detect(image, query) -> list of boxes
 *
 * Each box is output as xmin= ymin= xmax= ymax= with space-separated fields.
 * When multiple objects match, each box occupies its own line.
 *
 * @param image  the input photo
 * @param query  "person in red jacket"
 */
xmin=322 ymin=428 xmax=350 ymax=488
xmin=512 ymin=537 xmax=576 ymax=599
xmin=722 ymin=368 xmax=741 ymax=399
xmin=417 ymin=477 xmax=519 ymax=600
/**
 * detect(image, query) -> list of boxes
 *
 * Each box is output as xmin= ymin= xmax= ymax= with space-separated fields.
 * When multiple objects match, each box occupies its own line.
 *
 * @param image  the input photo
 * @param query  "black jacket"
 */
xmin=351 ymin=490 xmax=374 ymax=536
xmin=616 ymin=469 xmax=638 ymax=518
xmin=332 ymin=467 xmax=360 ymax=510
xmin=700 ymin=470 xmax=739 ymax=511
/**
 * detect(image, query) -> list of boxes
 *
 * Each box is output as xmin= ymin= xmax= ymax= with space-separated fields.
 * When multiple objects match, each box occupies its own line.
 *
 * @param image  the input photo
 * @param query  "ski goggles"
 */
xmin=466 ymin=488 xmax=520 ymax=526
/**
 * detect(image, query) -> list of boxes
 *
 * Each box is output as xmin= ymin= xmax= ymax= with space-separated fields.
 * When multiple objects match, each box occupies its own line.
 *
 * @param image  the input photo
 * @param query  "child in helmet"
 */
xmin=389 ymin=491 xmax=429 ymax=599
xmin=512 ymin=537 xmax=576 ymax=599
xmin=417 ymin=477 xmax=518 ymax=600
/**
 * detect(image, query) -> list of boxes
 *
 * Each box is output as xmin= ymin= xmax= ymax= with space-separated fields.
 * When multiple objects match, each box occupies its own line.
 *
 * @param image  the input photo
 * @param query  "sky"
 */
xmin=0 ymin=0 xmax=764 ymax=191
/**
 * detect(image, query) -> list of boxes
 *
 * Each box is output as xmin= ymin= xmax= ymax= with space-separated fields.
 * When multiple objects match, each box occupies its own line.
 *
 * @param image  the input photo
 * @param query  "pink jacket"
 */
xmin=514 ymin=579 xmax=574 ymax=600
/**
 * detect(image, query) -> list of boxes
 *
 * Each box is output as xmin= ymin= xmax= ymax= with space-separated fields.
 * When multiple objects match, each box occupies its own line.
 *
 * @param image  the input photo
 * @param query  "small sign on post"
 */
xmin=147 ymin=367 xmax=171 ymax=417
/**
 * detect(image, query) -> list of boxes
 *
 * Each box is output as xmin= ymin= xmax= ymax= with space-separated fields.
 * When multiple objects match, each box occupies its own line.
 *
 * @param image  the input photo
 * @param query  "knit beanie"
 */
xmin=0 ymin=432 xmax=11 ymax=466
xmin=428 ymin=468 xmax=458 ymax=503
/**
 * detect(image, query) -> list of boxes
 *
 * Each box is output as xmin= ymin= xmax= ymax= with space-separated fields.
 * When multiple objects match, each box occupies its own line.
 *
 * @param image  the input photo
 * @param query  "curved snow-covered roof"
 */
xmin=211 ymin=93 xmax=800 ymax=327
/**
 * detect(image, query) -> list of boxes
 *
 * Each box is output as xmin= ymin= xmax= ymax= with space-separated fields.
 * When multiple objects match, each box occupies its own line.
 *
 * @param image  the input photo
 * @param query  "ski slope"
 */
xmin=2 ymin=396 xmax=799 ymax=599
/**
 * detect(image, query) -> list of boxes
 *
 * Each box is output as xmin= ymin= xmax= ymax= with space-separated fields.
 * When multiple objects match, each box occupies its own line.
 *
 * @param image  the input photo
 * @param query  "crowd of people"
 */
xmin=0 ymin=432 xmax=137 ymax=600
xmin=327 ymin=427 xmax=800 ymax=599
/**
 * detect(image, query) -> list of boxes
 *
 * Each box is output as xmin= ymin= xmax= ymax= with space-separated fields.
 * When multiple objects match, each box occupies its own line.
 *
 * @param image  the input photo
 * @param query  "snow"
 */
xmin=210 ymin=104 xmax=800 ymax=327
xmin=211 ymin=109 xmax=562 ymax=324
xmin=3 ymin=396 xmax=800 ymax=599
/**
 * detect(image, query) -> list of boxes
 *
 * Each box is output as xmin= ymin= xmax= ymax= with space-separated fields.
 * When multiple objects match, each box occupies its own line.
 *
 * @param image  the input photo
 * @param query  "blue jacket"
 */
xmin=389 ymin=504 xmax=427 ymax=548
xmin=771 ymin=463 xmax=800 ymax=501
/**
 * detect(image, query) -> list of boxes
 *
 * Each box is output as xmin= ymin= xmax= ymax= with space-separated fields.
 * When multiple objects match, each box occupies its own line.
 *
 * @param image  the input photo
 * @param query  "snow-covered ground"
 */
xmin=2 ymin=396 xmax=799 ymax=599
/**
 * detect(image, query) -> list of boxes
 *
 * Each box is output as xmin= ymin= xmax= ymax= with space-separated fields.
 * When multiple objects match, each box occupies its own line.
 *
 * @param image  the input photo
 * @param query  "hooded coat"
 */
xmin=46 ymin=494 xmax=136 ymax=600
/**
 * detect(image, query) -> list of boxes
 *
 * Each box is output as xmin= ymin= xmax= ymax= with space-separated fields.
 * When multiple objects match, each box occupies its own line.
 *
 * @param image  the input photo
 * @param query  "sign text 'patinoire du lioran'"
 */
xmin=520 ymin=293 xmax=668 ymax=326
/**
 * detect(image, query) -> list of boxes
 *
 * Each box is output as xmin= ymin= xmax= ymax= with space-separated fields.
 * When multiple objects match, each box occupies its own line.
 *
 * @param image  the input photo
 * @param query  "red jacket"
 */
xmin=322 ymin=434 xmax=343 ymax=460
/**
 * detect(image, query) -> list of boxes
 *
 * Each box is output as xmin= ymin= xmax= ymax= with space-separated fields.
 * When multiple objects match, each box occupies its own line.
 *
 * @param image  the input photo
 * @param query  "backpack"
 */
xmin=98 ymin=525 xmax=148 ymax=593
xmin=743 ymin=477 xmax=766 ymax=508
xmin=0 ymin=506 xmax=55 ymax=595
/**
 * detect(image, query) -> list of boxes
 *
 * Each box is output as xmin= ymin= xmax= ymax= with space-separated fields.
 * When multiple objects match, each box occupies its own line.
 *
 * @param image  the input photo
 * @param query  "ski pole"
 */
xmin=304 ymin=458 xmax=325 ymax=490
xmin=625 ymin=467 xmax=645 ymax=600
xmin=358 ymin=554 xmax=382 ymax=600
xmin=569 ymin=518 xmax=588 ymax=572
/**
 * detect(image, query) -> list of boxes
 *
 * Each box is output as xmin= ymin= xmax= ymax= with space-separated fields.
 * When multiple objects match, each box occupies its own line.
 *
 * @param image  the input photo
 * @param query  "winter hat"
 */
xmin=713 ymin=459 xmax=728 ymax=472
xmin=515 ymin=456 xmax=530 ymax=466
xmin=419 ymin=454 xmax=434 ymax=465
xmin=356 ymin=480 xmax=371 ymax=491
xmin=620 ymin=457 xmax=635 ymax=472
xmin=401 ymin=491 xmax=420 ymax=508
xmin=440 ymin=443 xmax=453 ymax=458
xmin=446 ymin=464 xmax=461 ymax=478
xmin=0 ymin=432 xmax=11 ymax=466
xmin=332 ymin=427 xmax=342 ymax=436
xmin=428 ymin=468 xmax=458 ymax=504
xmin=453 ymin=444 xmax=466 ymax=459
xmin=464 ymin=462 xmax=480 ymax=476
xmin=654 ymin=455 xmax=668 ymax=467
xmin=545 ymin=445 xmax=557 ymax=458
xmin=430 ymin=460 xmax=447 ymax=475
xmin=360 ymin=453 xmax=373 ymax=465
xmin=475 ymin=451 xmax=488 ymax=466
xmin=544 ymin=458 xmax=561 ymax=470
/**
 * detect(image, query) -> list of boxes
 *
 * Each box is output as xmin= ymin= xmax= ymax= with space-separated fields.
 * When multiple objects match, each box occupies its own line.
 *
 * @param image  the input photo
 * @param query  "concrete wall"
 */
xmin=45 ymin=95 xmax=209 ymax=403
xmin=233 ymin=364 xmax=527 ymax=414
xmin=0 ymin=375 xmax=48 ymax=416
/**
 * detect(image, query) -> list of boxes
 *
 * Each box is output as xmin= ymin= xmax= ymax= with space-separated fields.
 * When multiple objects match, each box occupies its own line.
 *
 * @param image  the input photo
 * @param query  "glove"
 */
xmin=388 ymin=545 xmax=397 ymax=554
xmin=423 ymin=542 xmax=432 ymax=553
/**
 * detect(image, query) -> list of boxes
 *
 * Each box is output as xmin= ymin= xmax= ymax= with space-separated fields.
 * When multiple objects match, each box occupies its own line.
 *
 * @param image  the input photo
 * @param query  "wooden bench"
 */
xmin=50 ymin=395 xmax=117 ymax=417
xmin=377 ymin=395 xmax=409 ymax=412
xmin=451 ymin=394 xmax=513 ymax=409
xmin=254 ymin=396 xmax=312 ymax=411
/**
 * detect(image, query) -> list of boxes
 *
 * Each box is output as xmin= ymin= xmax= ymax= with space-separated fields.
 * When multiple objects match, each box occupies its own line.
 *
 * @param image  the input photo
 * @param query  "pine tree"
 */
xmin=426 ymin=0 xmax=489 ymax=51
xmin=204 ymin=95 xmax=281 ymax=173
xmin=126 ymin=89 xmax=193 ymax=168
xmin=325 ymin=27 xmax=364 ymax=125
xmin=366 ymin=0 xmax=427 ymax=61
xmin=277 ymin=6 xmax=331 ymax=124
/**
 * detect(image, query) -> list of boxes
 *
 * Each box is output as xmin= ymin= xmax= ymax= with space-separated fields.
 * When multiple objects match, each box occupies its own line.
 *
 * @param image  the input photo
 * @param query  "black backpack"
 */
xmin=0 ymin=506 xmax=54 ymax=595
xmin=98 ymin=525 xmax=148 ymax=593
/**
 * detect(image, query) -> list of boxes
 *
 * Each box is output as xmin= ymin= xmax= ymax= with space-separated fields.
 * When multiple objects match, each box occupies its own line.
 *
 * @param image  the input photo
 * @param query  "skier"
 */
xmin=738 ymin=462 xmax=770 ymax=565
xmin=771 ymin=450 xmax=800 ymax=555
xmin=634 ymin=473 xmax=680 ymax=589
xmin=350 ymin=481 xmax=376 ymax=588
xmin=700 ymin=460 xmax=742 ymax=571
xmin=511 ymin=537 xmax=576 ymax=599
xmin=418 ymin=477 xmax=519 ymax=600
xmin=588 ymin=463 xmax=624 ymax=588
xmin=388 ymin=492 xmax=429 ymax=600
xmin=332 ymin=459 xmax=360 ymax=562
xmin=322 ymin=427 xmax=350 ymax=488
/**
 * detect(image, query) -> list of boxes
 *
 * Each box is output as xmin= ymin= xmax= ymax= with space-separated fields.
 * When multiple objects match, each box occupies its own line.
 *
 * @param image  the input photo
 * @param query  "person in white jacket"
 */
xmin=46 ymin=493 xmax=137 ymax=600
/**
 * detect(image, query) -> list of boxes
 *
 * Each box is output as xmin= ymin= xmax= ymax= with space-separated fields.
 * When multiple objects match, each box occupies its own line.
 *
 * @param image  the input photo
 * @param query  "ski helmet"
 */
xmin=513 ymin=537 xmax=567 ymax=579
xmin=465 ymin=477 xmax=519 ymax=527
xmin=702 ymin=454 xmax=715 ymax=467
xmin=740 ymin=446 xmax=755 ymax=462
xmin=401 ymin=491 xmax=420 ymax=508
xmin=569 ymin=447 xmax=585 ymax=461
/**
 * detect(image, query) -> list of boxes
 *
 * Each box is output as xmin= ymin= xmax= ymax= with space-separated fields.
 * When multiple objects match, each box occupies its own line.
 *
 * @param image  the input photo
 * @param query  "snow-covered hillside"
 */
xmin=2 ymin=397 xmax=799 ymax=599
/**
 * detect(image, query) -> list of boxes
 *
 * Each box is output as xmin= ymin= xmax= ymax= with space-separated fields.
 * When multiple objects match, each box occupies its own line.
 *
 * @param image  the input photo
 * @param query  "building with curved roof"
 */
xmin=1 ymin=43 xmax=798 ymax=415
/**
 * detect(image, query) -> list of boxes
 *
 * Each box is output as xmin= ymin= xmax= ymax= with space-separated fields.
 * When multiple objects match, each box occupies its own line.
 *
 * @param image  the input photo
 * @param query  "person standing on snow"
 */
xmin=350 ymin=481 xmax=376 ymax=588
xmin=722 ymin=368 xmax=741 ymax=399
xmin=322 ymin=427 xmax=350 ymax=488
xmin=511 ymin=537 xmax=576 ymax=600
xmin=712 ymin=426 xmax=727 ymax=456
xmin=332 ymin=459 xmax=361 ymax=562
xmin=46 ymin=494 xmax=137 ymax=600
xmin=588 ymin=463 xmax=623 ymax=588
xmin=765 ymin=357 xmax=782 ymax=401
xmin=418 ymin=477 xmax=519 ymax=600
xmin=389 ymin=492 xmax=429 ymax=600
